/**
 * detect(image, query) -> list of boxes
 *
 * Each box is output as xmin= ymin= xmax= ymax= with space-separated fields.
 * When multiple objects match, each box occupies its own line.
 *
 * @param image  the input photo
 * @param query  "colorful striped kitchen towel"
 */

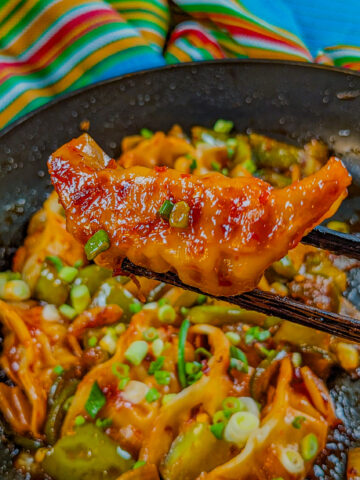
xmin=1 ymin=0 xmax=360 ymax=130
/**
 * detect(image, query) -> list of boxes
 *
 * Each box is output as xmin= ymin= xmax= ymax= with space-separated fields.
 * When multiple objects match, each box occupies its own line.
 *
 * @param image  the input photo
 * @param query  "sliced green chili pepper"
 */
xmin=84 ymin=230 xmax=110 ymax=261
xmin=35 ymin=260 xmax=69 ymax=306
xmin=91 ymin=278 xmax=138 ymax=322
xmin=249 ymin=133 xmax=301 ymax=170
xmin=42 ymin=423 xmax=134 ymax=480
xmin=187 ymin=305 xmax=280 ymax=327
xmin=74 ymin=265 xmax=112 ymax=295
xmin=45 ymin=374 xmax=80 ymax=445
xmin=178 ymin=319 xmax=190 ymax=389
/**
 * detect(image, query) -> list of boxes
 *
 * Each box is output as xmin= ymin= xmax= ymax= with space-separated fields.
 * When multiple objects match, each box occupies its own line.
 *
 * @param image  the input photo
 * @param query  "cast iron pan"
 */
xmin=1 ymin=59 xmax=360 ymax=479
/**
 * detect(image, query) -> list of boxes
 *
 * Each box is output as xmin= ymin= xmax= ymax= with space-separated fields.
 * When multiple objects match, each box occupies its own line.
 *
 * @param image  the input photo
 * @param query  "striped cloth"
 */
xmin=1 ymin=0 xmax=360 ymax=130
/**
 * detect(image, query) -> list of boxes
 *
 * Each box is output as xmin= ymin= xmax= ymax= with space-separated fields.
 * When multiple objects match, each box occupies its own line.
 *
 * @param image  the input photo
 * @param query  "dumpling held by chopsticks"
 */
xmin=48 ymin=134 xmax=351 ymax=296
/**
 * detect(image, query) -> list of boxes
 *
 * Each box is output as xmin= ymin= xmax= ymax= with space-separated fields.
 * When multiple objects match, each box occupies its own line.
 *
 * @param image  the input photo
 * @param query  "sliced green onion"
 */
xmin=280 ymin=448 xmax=305 ymax=474
xmin=145 ymin=387 xmax=160 ymax=403
xmin=96 ymin=418 xmax=112 ymax=429
xmin=158 ymin=298 xmax=169 ymax=307
xmin=2 ymin=280 xmax=31 ymax=301
xmin=292 ymin=416 xmax=306 ymax=429
xmin=84 ymin=230 xmax=110 ymax=261
xmin=189 ymin=158 xmax=197 ymax=172
xmin=112 ymin=362 xmax=130 ymax=379
xmin=70 ymin=284 xmax=91 ymax=314
xmin=169 ymin=201 xmax=190 ymax=228
xmin=154 ymin=370 xmax=171 ymax=385
xmin=185 ymin=361 xmax=202 ymax=375
xmin=178 ymin=319 xmax=190 ymax=389
xmin=142 ymin=327 xmax=159 ymax=342
xmin=99 ymin=330 xmax=117 ymax=354
xmin=194 ymin=347 xmax=212 ymax=361
xmin=158 ymin=304 xmax=176 ymax=323
xmin=222 ymin=397 xmax=244 ymax=416
xmin=225 ymin=331 xmax=241 ymax=345
xmin=223 ymin=411 xmax=259 ymax=446
xmin=53 ymin=365 xmax=64 ymax=376
xmin=221 ymin=168 xmax=229 ymax=176
xmin=210 ymin=422 xmax=225 ymax=439
xmin=74 ymin=415 xmax=86 ymax=426
xmin=148 ymin=356 xmax=164 ymax=374
xmin=59 ymin=266 xmax=78 ymax=283
xmin=140 ymin=128 xmax=153 ymax=139
xmin=230 ymin=346 xmax=248 ymax=373
xmin=214 ymin=119 xmax=234 ymax=134
xmin=301 ymin=433 xmax=318 ymax=460
xmin=213 ymin=410 xmax=228 ymax=424
xmin=59 ymin=304 xmax=77 ymax=320
xmin=85 ymin=381 xmax=106 ymax=419
xmin=158 ymin=200 xmax=174 ymax=220
xmin=118 ymin=377 xmax=129 ymax=390
xmin=88 ymin=336 xmax=98 ymax=347
xmin=196 ymin=294 xmax=207 ymax=305
xmin=162 ymin=393 xmax=176 ymax=406
xmin=187 ymin=371 xmax=203 ymax=385
xmin=152 ymin=338 xmax=164 ymax=357
xmin=46 ymin=255 xmax=63 ymax=272
xmin=133 ymin=460 xmax=146 ymax=470
xmin=211 ymin=161 xmax=221 ymax=172
xmin=180 ymin=306 xmax=189 ymax=316
xmin=73 ymin=259 xmax=84 ymax=268
xmin=245 ymin=326 xmax=270 ymax=345
xmin=257 ymin=345 xmax=275 ymax=358
xmin=129 ymin=303 xmax=142 ymax=314
xmin=125 ymin=341 xmax=148 ymax=366
xmin=241 ymin=159 xmax=256 ymax=174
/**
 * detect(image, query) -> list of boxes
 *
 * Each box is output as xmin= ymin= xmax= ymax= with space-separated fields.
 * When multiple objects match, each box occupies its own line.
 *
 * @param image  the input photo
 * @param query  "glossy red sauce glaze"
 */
xmin=48 ymin=134 xmax=351 ymax=296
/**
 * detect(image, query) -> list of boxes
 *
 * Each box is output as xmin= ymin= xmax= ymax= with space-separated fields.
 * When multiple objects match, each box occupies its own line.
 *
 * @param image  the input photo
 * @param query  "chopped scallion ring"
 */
xmin=154 ymin=370 xmax=171 ymax=385
xmin=125 ymin=341 xmax=148 ymax=366
xmin=53 ymin=365 xmax=64 ymax=376
xmin=301 ymin=433 xmax=318 ymax=460
xmin=112 ymin=362 xmax=130 ymax=379
xmin=210 ymin=422 xmax=225 ymax=439
xmin=148 ymin=356 xmax=164 ymax=374
xmin=59 ymin=266 xmax=78 ymax=283
xmin=292 ymin=416 xmax=306 ymax=429
xmin=158 ymin=304 xmax=176 ymax=323
xmin=129 ymin=303 xmax=142 ymax=314
xmin=142 ymin=327 xmax=159 ymax=342
xmin=140 ymin=128 xmax=153 ymax=139
xmin=214 ymin=119 xmax=234 ymax=134
xmin=84 ymin=230 xmax=110 ymax=261
xmin=145 ymin=387 xmax=160 ymax=403
xmin=85 ymin=381 xmax=106 ymax=419
xmin=158 ymin=200 xmax=174 ymax=220
xmin=59 ymin=304 xmax=77 ymax=320
xmin=70 ymin=284 xmax=91 ymax=314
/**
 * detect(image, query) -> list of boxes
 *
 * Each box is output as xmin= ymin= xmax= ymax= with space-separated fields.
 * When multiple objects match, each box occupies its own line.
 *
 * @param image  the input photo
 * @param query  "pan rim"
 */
xmin=1 ymin=58 xmax=360 ymax=139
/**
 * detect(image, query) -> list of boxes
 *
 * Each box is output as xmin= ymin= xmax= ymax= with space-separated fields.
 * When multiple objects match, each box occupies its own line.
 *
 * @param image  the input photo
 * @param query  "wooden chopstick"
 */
xmin=303 ymin=226 xmax=360 ymax=260
xmin=122 ymin=258 xmax=360 ymax=343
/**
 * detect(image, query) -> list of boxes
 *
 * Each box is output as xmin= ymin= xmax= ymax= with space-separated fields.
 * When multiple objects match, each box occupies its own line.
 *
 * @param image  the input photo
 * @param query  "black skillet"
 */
xmin=1 ymin=59 xmax=360 ymax=479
